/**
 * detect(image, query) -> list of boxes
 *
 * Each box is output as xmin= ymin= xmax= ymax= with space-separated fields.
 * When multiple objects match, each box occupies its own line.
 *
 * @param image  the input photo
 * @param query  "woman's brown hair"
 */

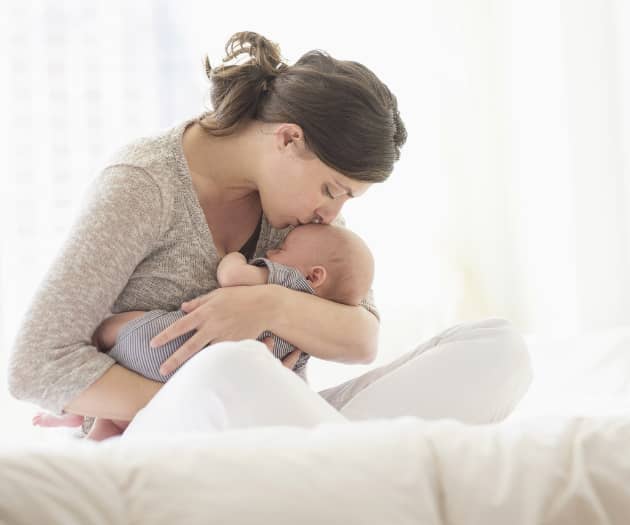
xmin=197 ymin=31 xmax=407 ymax=183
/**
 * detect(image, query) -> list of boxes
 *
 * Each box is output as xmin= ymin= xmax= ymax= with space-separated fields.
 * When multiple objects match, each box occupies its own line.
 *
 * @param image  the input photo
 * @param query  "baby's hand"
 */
xmin=217 ymin=252 xmax=248 ymax=287
xmin=217 ymin=252 xmax=268 ymax=287
xmin=221 ymin=252 xmax=247 ymax=265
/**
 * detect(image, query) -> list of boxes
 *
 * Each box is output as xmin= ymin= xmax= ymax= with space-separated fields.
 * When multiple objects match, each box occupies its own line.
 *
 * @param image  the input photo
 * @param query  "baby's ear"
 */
xmin=306 ymin=265 xmax=327 ymax=288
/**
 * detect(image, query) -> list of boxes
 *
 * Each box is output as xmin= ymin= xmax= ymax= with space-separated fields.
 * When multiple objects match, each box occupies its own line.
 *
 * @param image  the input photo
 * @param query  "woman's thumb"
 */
xmin=181 ymin=299 xmax=196 ymax=312
xmin=262 ymin=336 xmax=275 ymax=352
xmin=282 ymin=349 xmax=301 ymax=369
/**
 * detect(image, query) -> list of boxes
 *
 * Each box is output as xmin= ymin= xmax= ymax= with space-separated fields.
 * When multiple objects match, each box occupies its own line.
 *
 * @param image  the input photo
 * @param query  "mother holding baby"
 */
xmin=8 ymin=32 xmax=532 ymax=439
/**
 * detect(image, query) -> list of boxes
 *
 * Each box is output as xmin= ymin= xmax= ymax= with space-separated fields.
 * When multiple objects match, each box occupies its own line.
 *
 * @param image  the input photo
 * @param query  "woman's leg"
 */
xmin=317 ymin=318 xmax=533 ymax=424
xmin=86 ymin=418 xmax=126 ymax=441
xmin=122 ymin=339 xmax=346 ymax=440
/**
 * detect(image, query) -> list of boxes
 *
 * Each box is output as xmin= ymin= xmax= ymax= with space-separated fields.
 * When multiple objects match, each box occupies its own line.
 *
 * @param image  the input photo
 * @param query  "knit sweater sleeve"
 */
xmin=7 ymin=164 xmax=164 ymax=415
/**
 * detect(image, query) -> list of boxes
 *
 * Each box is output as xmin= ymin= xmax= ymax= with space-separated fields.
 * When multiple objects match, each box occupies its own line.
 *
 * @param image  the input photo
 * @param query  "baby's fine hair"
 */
xmin=290 ymin=224 xmax=375 ymax=306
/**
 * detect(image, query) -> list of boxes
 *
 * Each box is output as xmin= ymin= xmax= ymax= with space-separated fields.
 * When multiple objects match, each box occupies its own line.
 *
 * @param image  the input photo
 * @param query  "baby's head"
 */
xmin=265 ymin=224 xmax=374 ymax=305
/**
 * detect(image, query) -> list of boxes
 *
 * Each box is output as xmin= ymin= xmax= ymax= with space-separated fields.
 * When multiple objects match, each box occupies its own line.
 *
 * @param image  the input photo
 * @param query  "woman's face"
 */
xmin=257 ymin=124 xmax=372 ymax=229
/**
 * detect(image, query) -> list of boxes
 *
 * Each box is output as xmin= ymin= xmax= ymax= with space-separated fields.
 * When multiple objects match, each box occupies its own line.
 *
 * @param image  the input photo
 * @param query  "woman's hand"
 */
xmin=149 ymin=285 xmax=279 ymax=376
xmin=261 ymin=336 xmax=301 ymax=370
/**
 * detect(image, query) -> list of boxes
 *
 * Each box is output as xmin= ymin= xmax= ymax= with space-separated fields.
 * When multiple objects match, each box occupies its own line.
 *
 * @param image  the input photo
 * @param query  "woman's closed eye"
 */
xmin=324 ymin=183 xmax=352 ymax=200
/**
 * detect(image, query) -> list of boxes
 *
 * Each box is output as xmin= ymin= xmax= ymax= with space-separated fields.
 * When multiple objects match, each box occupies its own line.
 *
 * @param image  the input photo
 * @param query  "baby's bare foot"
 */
xmin=32 ymin=412 xmax=84 ymax=427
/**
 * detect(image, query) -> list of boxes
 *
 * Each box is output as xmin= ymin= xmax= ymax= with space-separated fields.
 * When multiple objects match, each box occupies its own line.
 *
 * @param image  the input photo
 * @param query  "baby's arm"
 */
xmin=217 ymin=252 xmax=269 ymax=287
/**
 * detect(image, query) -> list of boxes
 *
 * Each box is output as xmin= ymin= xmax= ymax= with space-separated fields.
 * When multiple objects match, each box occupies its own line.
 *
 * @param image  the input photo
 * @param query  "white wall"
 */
xmin=2 ymin=0 xmax=629 ymax=437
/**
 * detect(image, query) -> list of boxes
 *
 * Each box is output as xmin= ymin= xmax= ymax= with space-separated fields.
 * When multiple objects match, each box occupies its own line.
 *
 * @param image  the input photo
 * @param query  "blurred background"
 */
xmin=1 ymin=0 xmax=629 ymax=435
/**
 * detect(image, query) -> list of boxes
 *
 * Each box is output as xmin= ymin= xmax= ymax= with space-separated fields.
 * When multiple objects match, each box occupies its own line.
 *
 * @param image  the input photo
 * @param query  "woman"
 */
xmin=8 ymin=32 xmax=532 ymax=437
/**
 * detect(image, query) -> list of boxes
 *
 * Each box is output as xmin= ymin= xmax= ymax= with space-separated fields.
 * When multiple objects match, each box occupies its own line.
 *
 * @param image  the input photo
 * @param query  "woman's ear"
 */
xmin=306 ymin=265 xmax=327 ymax=289
xmin=275 ymin=123 xmax=309 ymax=159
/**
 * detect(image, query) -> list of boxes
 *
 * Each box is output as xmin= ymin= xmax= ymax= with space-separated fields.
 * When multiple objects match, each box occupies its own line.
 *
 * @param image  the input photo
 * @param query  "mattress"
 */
xmin=2 ymin=414 xmax=630 ymax=525
xmin=1 ymin=326 xmax=630 ymax=525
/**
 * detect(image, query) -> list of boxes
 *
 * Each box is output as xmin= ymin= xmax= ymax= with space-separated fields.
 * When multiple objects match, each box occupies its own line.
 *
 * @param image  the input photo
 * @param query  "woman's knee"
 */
xmin=438 ymin=318 xmax=523 ymax=348
xmin=437 ymin=318 xmax=532 ymax=384
xmin=432 ymin=318 xmax=532 ymax=422
xmin=179 ymin=339 xmax=275 ymax=379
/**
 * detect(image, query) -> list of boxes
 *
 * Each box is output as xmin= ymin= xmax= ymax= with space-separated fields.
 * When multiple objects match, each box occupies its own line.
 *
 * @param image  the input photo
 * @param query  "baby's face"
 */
xmin=264 ymin=224 xmax=374 ymax=305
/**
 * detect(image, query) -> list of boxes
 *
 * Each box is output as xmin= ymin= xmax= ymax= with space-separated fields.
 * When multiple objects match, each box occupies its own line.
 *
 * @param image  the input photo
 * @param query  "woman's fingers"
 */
xmin=158 ymin=331 xmax=212 ymax=376
xmin=181 ymin=292 xmax=212 ymax=313
xmin=262 ymin=336 xmax=275 ymax=352
xmin=262 ymin=338 xmax=299 ymax=370
xmin=150 ymin=311 xmax=200 ymax=349
xmin=180 ymin=301 xmax=195 ymax=313
xmin=281 ymin=349 xmax=301 ymax=369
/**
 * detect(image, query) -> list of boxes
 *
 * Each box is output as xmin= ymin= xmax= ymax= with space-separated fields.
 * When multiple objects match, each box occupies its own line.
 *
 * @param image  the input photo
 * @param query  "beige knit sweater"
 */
xmin=7 ymin=115 xmax=378 ymax=422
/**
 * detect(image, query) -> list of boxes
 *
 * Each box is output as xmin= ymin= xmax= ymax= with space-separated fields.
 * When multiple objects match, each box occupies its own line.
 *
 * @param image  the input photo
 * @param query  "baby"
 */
xmin=33 ymin=223 xmax=375 ymax=440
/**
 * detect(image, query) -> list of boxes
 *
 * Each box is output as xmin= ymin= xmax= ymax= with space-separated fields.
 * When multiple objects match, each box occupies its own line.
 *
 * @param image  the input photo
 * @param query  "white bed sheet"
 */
xmin=511 ymin=326 xmax=630 ymax=418
xmin=2 ymin=326 xmax=630 ymax=525
xmin=2 ymin=414 xmax=630 ymax=525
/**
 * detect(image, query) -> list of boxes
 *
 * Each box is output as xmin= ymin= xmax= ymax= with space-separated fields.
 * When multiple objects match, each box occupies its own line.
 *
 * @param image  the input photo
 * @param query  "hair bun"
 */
xmin=221 ymin=31 xmax=287 ymax=77
xmin=391 ymin=97 xmax=407 ymax=160
xmin=199 ymin=33 xmax=406 ymax=179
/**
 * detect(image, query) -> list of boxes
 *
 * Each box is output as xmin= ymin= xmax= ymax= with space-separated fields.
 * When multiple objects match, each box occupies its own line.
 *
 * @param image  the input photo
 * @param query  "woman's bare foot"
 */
xmin=32 ymin=412 xmax=84 ymax=427
xmin=85 ymin=418 xmax=127 ymax=441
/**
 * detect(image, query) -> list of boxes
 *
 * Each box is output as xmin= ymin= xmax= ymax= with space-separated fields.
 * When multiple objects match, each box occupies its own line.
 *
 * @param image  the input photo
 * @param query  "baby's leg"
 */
xmin=32 ymin=412 xmax=84 ymax=428
xmin=107 ymin=309 xmax=191 ymax=382
xmin=86 ymin=418 xmax=129 ymax=441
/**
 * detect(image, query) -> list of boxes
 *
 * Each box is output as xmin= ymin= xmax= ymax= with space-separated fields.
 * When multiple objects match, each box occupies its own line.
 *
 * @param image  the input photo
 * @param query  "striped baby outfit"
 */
xmin=107 ymin=257 xmax=315 ymax=383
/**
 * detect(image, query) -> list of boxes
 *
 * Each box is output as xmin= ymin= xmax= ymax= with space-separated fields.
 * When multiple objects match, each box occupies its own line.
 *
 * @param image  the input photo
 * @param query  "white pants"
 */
xmin=123 ymin=318 xmax=532 ymax=439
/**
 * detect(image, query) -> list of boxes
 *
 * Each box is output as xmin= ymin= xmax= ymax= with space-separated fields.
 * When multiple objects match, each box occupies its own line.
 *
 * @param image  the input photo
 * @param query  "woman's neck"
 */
xmin=183 ymin=119 xmax=260 ymax=207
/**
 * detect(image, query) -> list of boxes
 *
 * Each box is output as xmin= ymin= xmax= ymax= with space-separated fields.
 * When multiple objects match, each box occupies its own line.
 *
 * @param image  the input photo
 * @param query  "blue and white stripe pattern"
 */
xmin=107 ymin=258 xmax=315 ymax=383
xmin=250 ymin=257 xmax=315 ymax=380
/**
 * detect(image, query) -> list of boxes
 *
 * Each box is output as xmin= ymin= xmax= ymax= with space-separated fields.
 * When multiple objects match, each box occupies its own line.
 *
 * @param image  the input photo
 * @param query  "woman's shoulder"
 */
xmin=104 ymin=128 xmax=176 ymax=172
xmin=102 ymin=117 xmax=195 ymax=187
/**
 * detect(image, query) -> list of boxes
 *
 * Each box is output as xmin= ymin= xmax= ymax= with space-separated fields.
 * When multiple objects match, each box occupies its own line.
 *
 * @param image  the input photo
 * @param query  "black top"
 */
xmin=238 ymin=213 xmax=263 ymax=260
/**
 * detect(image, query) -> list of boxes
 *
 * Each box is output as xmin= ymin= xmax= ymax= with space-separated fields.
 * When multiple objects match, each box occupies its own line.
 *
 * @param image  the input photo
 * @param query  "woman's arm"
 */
xmin=267 ymin=284 xmax=379 ymax=364
xmin=215 ymin=255 xmax=375 ymax=361
xmin=152 ymin=283 xmax=379 ymax=375
xmin=63 ymin=364 xmax=162 ymax=420
xmin=7 ymin=165 xmax=165 ymax=417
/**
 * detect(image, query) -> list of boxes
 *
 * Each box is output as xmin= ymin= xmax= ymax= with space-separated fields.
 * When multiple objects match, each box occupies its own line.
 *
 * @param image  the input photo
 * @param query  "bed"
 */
xmin=2 ymin=326 xmax=630 ymax=524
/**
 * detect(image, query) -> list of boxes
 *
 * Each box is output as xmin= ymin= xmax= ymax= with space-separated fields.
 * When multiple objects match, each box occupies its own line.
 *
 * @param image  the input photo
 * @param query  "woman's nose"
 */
xmin=316 ymin=201 xmax=345 ymax=224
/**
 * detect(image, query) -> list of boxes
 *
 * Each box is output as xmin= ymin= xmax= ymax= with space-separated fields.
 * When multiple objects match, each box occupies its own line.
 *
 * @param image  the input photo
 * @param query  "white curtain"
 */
xmin=431 ymin=0 xmax=630 ymax=338
xmin=1 ymin=0 xmax=629 ymax=407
